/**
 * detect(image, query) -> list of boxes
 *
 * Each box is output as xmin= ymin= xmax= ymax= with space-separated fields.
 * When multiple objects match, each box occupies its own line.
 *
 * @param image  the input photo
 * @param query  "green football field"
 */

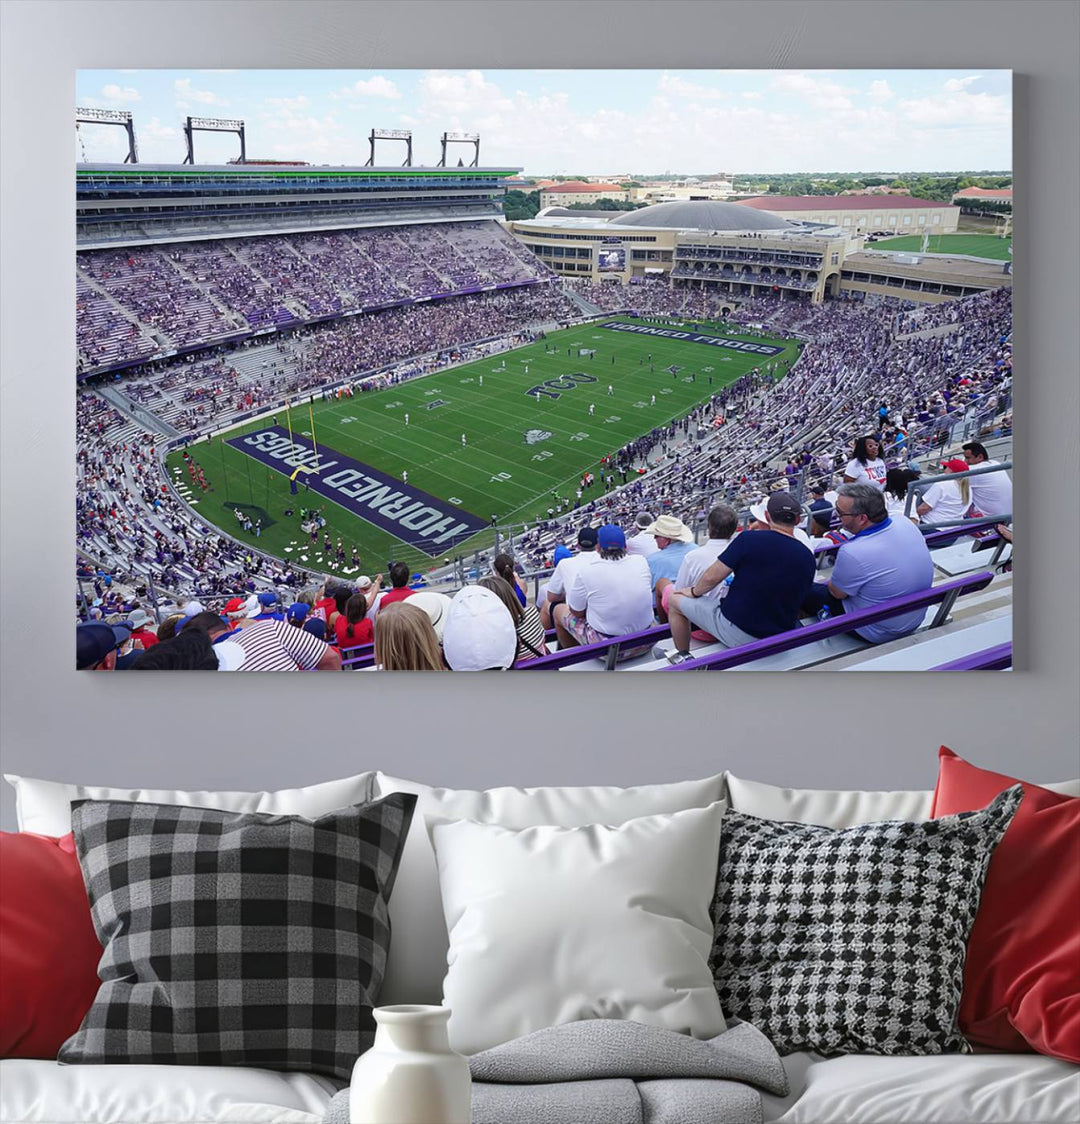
xmin=166 ymin=316 xmax=799 ymax=578
xmin=871 ymin=233 xmax=1012 ymax=261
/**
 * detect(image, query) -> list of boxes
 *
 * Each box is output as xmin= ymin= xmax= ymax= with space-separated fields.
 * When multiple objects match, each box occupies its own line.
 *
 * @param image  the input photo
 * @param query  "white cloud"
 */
xmin=868 ymin=80 xmax=893 ymax=102
xmin=944 ymin=75 xmax=981 ymax=93
xmin=657 ymin=73 xmax=731 ymax=101
xmin=330 ymin=75 xmax=401 ymax=101
xmin=173 ymin=78 xmax=228 ymax=107
xmin=100 ymin=84 xmax=141 ymax=105
xmin=265 ymin=94 xmax=310 ymax=111
xmin=144 ymin=116 xmax=178 ymax=139
xmin=897 ymin=90 xmax=1010 ymax=129
xmin=741 ymin=91 xmax=762 ymax=101
xmin=770 ymin=72 xmax=856 ymax=112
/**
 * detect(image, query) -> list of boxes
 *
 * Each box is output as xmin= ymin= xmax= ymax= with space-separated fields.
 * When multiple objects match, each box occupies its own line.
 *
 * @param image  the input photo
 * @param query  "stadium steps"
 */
xmin=163 ymin=252 xmax=249 ymax=328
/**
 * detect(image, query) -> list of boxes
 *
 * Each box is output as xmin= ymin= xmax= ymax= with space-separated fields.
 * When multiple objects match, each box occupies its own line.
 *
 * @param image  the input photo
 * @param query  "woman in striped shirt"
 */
xmin=478 ymin=576 xmax=548 ymax=663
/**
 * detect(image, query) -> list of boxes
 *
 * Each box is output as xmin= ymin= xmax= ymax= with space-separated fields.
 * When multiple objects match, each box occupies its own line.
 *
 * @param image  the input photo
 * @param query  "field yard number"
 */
xmin=301 ymin=430 xmax=312 ymax=436
xmin=449 ymin=496 xmax=463 ymax=504
xmin=525 ymin=372 xmax=598 ymax=401
xmin=633 ymin=401 xmax=648 ymax=409
xmin=425 ymin=389 xmax=440 ymax=396
xmin=660 ymin=388 xmax=673 ymax=395
xmin=340 ymin=416 xmax=357 ymax=424
xmin=532 ymin=450 xmax=554 ymax=462
xmin=384 ymin=401 xmax=403 ymax=409
xmin=490 ymin=471 xmax=513 ymax=484
xmin=569 ymin=432 xmax=589 ymax=442
xmin=460 ymin=377 xmax=474 ymax=384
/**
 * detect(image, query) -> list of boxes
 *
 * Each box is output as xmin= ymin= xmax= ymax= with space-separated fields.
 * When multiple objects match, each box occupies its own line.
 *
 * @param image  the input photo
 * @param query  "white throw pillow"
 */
xmin=3 ymin=772 xmax=376 ymax=836
xmin=430 ymin=802 xmax=728 ymax=1055
xmin=373 ymin=772 xmax=726 ymax=1005
xmin=723 ymin=771 xmax=1080 ymax=828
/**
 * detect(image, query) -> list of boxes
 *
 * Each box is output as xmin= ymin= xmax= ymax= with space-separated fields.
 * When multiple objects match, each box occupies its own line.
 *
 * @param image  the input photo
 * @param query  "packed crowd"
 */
xmin=77 ymin=221 xmax=555 ymax=373
xmin=75 ymin=251 xmax=1012 ymax=643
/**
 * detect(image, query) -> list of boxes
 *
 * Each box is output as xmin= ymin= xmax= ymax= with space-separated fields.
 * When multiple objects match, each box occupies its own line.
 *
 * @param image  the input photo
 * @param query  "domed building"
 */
xmin=607 ymin=199 xmax=797 ymax=233
xmin=507 ymin=196 xmax=849 ymax=304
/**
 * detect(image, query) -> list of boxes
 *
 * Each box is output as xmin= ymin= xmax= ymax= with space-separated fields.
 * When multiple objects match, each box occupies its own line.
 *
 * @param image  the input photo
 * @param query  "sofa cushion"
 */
xmin=59 ymin=795 xmax=415 ymax=1081
xmin=723 ymin=770 xmax=1080 ymax=828
xmin=0 ymin=1058 xmax=338 ymax=1123
xmin=372 ymin=771 xmax=726 ymax=1005
xmin=711 ymin=787 xmax=1022 ymax=1056
xmin=3 ymin=771 xmax=376 ymax=836
xmin=0 ymin=832 xmax=101 ymax=1058
xmin=932 ymin=747 xmax=1080 ymax=1062
xmin=431 ymin=802 xmax=727 ymax=1055
xmin=723 ymin=773 xmax=934 ymax=827
xmin=761 ymin=1050 xmax=1080 ymax=1123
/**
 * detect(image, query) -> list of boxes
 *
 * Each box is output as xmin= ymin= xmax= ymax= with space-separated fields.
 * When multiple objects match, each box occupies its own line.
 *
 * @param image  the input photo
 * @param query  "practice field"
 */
xmin=166 ymin=316 xmax=799 ymax=578
xmin=870 ymin=234 xmax=1012 ymax=261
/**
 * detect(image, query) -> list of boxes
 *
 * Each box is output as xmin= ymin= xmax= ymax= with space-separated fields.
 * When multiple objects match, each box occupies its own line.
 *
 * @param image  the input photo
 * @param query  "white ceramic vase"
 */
xmin=350 ymin=1005 xmax=471 ymax=1124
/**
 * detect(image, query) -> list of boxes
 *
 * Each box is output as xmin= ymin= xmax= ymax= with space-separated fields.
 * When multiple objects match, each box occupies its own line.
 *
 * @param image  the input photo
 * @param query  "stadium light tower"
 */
xmin=365 ymin=129 xmax=413 ymax=167
xmin=439 ymin=131 xmax=480 ymax=167
xmin=182 ymin=116 xmax=246 ymax=164
xmin=75 ymin=107 xmax=138 ymax=163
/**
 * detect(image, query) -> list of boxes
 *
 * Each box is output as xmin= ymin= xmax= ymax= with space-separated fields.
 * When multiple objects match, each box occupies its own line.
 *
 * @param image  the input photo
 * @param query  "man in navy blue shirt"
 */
xmin=661 ymin=492 xmax=815 ymax=663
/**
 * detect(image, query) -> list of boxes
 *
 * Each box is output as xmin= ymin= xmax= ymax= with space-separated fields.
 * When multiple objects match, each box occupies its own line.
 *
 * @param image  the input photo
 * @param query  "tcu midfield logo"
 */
xmin=524 ymin=372 xmax=598 ymax=400
xmin=524 ymin=429 xmax=553 ymax=445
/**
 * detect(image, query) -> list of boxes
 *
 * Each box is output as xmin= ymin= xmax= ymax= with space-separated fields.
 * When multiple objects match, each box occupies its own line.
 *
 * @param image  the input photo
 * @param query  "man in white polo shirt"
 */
xmin=539 ymin=525 xmax=600 ymax=630
xmin=961 ymin=441 xmax=1013 ymax=517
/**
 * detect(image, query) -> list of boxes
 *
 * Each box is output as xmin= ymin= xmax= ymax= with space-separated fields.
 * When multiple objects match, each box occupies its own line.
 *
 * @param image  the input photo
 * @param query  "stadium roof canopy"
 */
xmin=608 ymin=199 xmax=795 ymax=231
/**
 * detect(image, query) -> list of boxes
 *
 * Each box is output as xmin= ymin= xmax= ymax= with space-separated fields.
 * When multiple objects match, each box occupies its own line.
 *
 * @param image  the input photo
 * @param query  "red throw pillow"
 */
xmin=0 ymin=832 xmax=102 ymax=1057
xmin=932 ymin=746 xmax=1080 ymax=1062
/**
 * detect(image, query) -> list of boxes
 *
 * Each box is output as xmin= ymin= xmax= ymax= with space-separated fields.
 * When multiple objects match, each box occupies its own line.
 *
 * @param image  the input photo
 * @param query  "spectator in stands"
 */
xmin=181 ymin=611 xmax=340 ymax=672
xmin=553 ymin=524 xmax=654 ymax=655
xmin=373 ymin=602 xmax=446 ymax=672
xmin=664 ymin=492 xmax=815 ymax=662
xmin=252 ymin=591 xmax=285 ymax=622
xmin=917 ymin=459 xmax=970 ymax=526
xmin=130 ymin=628 xmax=220 ymax=671
xmin=493 ymin=553 xmax=528 ymax=608
xmin=884 ymin=467 xmax=921 ymax=522
xmin=625 ymin=511 xmax=659 ymax=557
xmin=286 ymin=602 xmax=311 ymax=628
xmin=536 ymin=543 xmax=572 ymax=612
xmin=479 ymin=575 xmax=548 ymax=662
xmin=749 ymin=498 xmax=814 ymax=551
xmin=126 ymin=608 xmax=160 ymax=648
xmin=335 ymin=592 xmax=372 ymax=652
xmin=806 ymin=484 xmax=834 ymax=536
xmin=540 ymin=525 xmax=599 ymax=629
xmin=378 ymin=562 xmax=415 ymax=610
xmin=76 ymin=621 xmax=132 ymax=671
xmin=442 ymin=586 xmax=519 ymax=671
xmin=962 ymin=440 xmax=1013 ymax=517
xmin=155 ymin=614 xmax=183 ymax=642
xmin=803 ymin=483 xmax=933 ymax=643
xmin=404 ymin=590 xmax=452 ymax=642
xmin=658 ymin=504 xmax=740 ymax=643
xmin=644 ymin=515 xmax=697 ymax=620
xmin=843 ymin=435 xmax=887 ymax=490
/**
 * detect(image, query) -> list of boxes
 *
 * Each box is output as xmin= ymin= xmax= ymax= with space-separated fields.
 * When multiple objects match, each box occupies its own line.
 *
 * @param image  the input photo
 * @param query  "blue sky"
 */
xmin=76 ymin=69 xmax=1012 ymax=176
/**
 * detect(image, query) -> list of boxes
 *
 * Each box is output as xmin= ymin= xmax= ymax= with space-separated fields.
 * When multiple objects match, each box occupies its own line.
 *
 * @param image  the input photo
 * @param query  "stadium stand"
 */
xmin=75 ymin=167 xmax=1013 ymax=671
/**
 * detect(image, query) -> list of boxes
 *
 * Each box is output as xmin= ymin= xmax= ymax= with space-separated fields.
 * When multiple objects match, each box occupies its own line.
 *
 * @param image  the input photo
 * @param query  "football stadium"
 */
xmin=76 ymin=129 xmax=1014 ymax=673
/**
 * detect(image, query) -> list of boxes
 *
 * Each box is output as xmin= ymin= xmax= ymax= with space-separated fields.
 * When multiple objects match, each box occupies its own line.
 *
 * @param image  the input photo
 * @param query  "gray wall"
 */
xmin=1 ymin=1 xmax=1077 ymax=831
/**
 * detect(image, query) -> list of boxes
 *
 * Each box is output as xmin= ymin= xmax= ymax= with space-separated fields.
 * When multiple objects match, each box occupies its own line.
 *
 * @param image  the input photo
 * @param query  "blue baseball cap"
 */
xmin=554 ymin=544 xmax=573 ymax=564
xmin=257 ymin=591 xmax=278 ymax=607
xmin=287 ymin=602 xmax=310 ymax=622
xmin=597 ymin=524 xmax=627 ymax=550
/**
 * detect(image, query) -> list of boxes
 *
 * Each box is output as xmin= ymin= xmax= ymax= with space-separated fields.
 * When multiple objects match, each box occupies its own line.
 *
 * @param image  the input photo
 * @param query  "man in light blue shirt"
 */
xmin=820 ymin=483 xmax=934 ymax=643
xmin=645 ymin=515 xmax=697 ymax=620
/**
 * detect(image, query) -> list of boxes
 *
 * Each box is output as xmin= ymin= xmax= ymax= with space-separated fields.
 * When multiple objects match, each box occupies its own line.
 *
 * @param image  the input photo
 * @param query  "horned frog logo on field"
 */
xmin=524 ymin=429 xmax=553 ymax=445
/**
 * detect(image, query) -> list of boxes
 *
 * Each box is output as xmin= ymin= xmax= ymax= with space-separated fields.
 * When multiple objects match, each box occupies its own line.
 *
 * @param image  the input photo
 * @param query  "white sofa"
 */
xmin=2 ymin=768 xmax=1078 ymax=1124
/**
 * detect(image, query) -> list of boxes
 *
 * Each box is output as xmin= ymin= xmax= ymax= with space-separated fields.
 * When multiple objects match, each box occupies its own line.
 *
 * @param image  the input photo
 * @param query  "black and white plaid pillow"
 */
xmin=59 ymin=793 xmax=416 ymax=1080
xmin=710 ymin=785 xmax=1022 ymax=1057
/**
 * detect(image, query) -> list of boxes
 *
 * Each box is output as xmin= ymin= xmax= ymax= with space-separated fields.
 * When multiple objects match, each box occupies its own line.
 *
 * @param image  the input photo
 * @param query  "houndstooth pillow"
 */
xmin=59 ymin=793 xmax=416 ymax=1080
xmin=710 ymin=785 xmax=1022 ymax=1057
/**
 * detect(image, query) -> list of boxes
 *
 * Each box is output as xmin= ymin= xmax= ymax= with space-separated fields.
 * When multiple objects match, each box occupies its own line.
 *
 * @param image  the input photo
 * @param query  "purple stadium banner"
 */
xmin=225 ymin=426 xmax=488 ymax=556
xmin=600 ymin=320 xmax=784 ymax=356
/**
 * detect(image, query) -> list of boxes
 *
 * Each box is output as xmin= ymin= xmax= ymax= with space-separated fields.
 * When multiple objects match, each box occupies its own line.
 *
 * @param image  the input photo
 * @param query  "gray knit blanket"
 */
xmin=324 ymin=1018 xmax=788 ymax=1124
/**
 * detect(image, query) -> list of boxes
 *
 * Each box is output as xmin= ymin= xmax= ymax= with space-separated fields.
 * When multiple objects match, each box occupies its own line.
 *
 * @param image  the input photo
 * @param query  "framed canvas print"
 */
xmin=74 ymin=68 xmax=1012 ymax=672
